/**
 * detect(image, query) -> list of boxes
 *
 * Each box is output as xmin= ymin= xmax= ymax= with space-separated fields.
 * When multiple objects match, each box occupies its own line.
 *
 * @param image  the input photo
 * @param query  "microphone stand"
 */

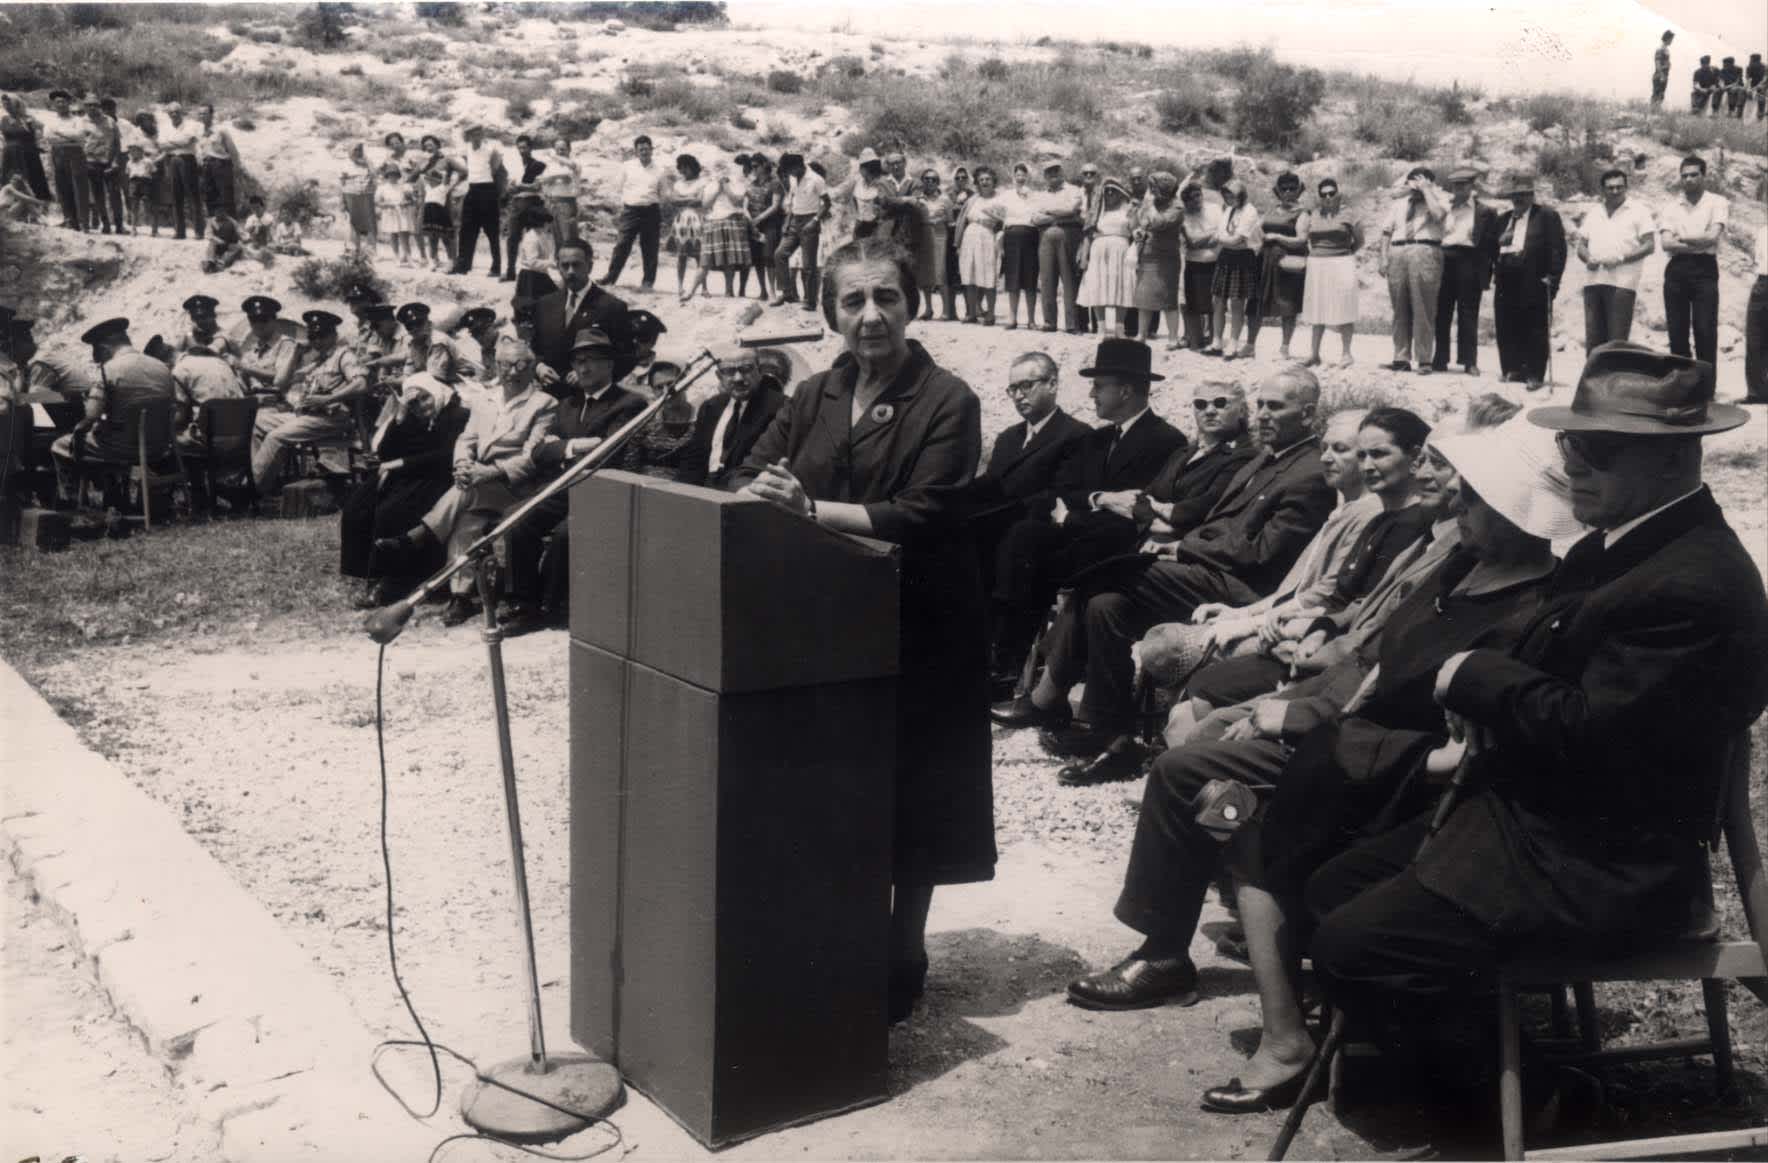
xmin=365 ymin=349 xmax=718 ymax=1142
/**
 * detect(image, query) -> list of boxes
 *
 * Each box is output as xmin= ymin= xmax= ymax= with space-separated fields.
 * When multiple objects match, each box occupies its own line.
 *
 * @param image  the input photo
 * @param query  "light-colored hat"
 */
xmin=1432 ymin=421 xmax=1585 ymax=545
xmin=1446 ymin=165 xmax=1482 ymax=184
xmin=1497 ymin=172 xmax=1536 ymax=195
xmin=856 ymin=147 xmax=880 ymax=166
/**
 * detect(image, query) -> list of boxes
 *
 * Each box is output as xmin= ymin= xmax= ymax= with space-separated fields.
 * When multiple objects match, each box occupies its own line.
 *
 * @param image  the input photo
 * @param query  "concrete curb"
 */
xmin=0 ymin=660 xmax=438 ymax=1161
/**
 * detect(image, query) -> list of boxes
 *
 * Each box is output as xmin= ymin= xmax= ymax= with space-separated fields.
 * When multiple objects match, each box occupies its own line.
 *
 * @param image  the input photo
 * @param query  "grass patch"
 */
xmin=1536 ymin=130 xmax=1614 ymax=198
xmin=290 ymin=250 xmax=387 ymax=301
xmin=487 ymin=78 xmax=547 ymax=124
xmin=1155 ymin=76 xmax=1226 ymax=134
xmin=766 ymin=68 xmax=803 ymax=94
xmin=1350 ymin=100 xmax=1443 ymax=160
xmin=1641 ymin=111 xmax=1768 ymax=159
xmin=0 ymin=520 xmax=345 ymax=669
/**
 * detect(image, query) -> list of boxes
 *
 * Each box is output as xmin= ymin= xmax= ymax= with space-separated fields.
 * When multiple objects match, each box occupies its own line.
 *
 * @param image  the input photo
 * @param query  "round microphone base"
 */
xmin=459 ymin=1053 xmax=624 ymax=1144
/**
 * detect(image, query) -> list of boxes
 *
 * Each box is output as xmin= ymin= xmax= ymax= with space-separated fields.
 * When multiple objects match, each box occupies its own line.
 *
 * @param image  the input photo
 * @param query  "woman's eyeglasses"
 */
xmin=1192 ymin=396 xmax=1236 ymax=411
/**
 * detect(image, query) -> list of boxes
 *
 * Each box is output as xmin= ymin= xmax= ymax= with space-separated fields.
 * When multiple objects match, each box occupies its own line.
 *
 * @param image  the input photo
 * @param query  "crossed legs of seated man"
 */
xmin=377 ymin=483 xmax=507 ymax=626
xmin=1014 ymin=559 xmax=1255 ymax=782
xmin=251 ymin=410 xmax=354 ymax=492
xmin=1065 ymin=728 xmax=1291 ymax=1011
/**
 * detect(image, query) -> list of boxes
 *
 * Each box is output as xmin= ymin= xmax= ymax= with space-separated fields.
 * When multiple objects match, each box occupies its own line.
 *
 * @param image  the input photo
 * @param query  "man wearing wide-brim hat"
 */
xmin=49 ymin=317 xmax=177 ymax=502
xmin=1432 ymin=165 xmax=1498 ymax=375
xmin=1308 ymin=343 xmax=1768 ymax=1070
xmin=1489 ymin=170 xmax=1566 ymax=391
xmin=499 ymin=327 xmax=651 ymax=634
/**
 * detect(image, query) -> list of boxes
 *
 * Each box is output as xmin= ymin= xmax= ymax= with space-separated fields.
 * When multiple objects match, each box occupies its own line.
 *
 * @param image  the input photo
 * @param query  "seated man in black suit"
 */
xmin=988 ymin=339 xmax=1187 ymax=686
xmin=998 ymin=367 xmax=1336 ymax=785
xmin=1308 ymin=345 xmax=1768 ymax=1123
xmin=531 ymin=238 xmax=637 ymax=393
xmin=673 ymin=345 xmax=786 ymax=489
xmin=502 ymin=327 xmax=649 ymax=633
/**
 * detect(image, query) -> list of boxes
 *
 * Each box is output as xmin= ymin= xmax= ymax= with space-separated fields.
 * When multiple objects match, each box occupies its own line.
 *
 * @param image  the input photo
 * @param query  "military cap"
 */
xmin=460 ymin=306 xmax=498 ymax=332
xmin=626 ymin=309 xmax=667 ymax=340
xmin=183 ymin=293 xmax=219 ymax=314
xmin=302 ymin=309 xmax=344 ymax=334
xmin=48 ymin=89 xmax=73 ymax=103
xmin=570 ymin=327 xmax=617 ymax=357
xmin=343 ymin=283 xmax=385 ymax=306
xmin=79 ymin=317 xmax=131 ymax=346
xmin=242 ymin=295 xmax=282 ymax=320
xmin=395 ymin=302 xmax=432 ymax=328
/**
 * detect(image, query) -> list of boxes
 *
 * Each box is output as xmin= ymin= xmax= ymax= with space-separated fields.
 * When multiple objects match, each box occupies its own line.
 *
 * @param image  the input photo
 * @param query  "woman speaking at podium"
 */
xmin=736 ymin=235 xmax=996 ymax=1025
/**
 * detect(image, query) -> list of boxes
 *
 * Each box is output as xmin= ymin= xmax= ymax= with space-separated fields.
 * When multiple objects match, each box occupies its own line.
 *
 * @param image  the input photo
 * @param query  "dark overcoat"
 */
xmin=339 ymin=397 xmax=472 ymax=583
xmin=734 ymin=340 xmax=996 ymax=886
xmin=1425 ymin=488 xmax=1768 ymax=942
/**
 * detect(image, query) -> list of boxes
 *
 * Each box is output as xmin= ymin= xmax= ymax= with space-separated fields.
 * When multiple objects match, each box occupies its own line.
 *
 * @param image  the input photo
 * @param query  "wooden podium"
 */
xmin=567 ymin=471 xmax=901 ymax=1147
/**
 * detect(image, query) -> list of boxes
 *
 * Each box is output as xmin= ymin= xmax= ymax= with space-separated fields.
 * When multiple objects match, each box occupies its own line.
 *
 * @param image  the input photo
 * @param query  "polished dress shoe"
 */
xmin=1200 ymin=1065 xmax=1322 ymax=1113
xmin=1036 ymin=722 xmax=1114 ymax=759
xmin=439 ymin=596 xmax=479 ymax=627
xmin=1056 ymin=736 xmax=1147 ymax=786
xmin=1067 ymin=955 xmax=1198 ymax=1010
xmin=991 ymin=694 xmax=1070 ymax=731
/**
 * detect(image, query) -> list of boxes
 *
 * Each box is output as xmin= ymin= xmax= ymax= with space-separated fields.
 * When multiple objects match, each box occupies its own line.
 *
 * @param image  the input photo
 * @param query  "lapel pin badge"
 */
xmin=871 ymin=403 xmax=895 ymax=424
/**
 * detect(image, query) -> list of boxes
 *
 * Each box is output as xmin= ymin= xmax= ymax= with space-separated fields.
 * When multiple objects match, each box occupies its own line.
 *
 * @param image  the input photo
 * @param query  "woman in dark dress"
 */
xmin=1248 ymin=171 xmax=1308 ymax=359
xmin=736 ymin=235 xmax=995 ymax=1025
xmin=341 ymin=375 xmax=472 ymax=607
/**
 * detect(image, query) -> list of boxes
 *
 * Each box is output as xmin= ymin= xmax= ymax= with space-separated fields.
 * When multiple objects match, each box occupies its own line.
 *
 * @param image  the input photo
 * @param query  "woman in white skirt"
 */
xmin=956 ymin=165 xmax=1006 ymax=326
xmin=1296 ymin=177 xmax=1364 ymax=369
xmin=668 ymin=153 xmax=712 ymax=304
xmin=1077 ymin=178 xmax=1140 ymax=337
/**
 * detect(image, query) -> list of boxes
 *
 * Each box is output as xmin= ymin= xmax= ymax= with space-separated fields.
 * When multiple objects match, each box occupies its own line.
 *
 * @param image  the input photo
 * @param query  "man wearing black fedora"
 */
xmin=1009 ymin=366 xmax=1335 ymax=786
xmin=1307 ymin=343 xmax=1768 ymax=1089
xmin=986 ymin=338 xmax=1186 ymax=692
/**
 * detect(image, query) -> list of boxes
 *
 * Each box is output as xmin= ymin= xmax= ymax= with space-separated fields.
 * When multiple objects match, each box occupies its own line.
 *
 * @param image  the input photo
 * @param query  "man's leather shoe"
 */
xmin=439 ymin=596 xmax=478 ymax=627
xmin=1037 ymin=721 xmax=1113 ymax=758
xmin=991 ymin=695 xmax=1070 ymax=731
xmin=1056 ymin=737 xmax=1148 ymax=785
xmin=1200 ymin=1066 xmax=1322 ymax=1113
xmin=1067 ymin=955 xmax=1198 ymax=1010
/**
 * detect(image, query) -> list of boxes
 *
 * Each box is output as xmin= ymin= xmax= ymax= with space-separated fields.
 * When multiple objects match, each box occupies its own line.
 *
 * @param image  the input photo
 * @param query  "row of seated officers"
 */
xmin=4 ymin=237 xmax=1767 ymax=1136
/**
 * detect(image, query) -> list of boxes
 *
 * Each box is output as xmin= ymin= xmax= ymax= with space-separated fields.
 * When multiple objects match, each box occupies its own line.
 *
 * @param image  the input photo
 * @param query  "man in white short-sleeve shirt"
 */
xmin=1659 ymin=154 xmax=1728 ymax=366
xmin=602 ymin=134 xmax=667 ymax=290
xmin=1575 ymin=167 xmax=1657 ymax=351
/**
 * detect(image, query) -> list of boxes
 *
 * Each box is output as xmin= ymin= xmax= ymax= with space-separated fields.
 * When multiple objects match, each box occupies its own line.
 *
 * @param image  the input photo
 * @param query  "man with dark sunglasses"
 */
xmin=1308 ymin=344 xmax=1768 ymax=1116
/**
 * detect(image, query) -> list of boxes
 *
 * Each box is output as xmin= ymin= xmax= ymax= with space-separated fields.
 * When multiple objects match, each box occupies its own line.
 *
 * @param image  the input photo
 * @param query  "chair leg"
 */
xmin=1500 ymin=981 xmax=1525 ymax=1161
xmin=1572 ymin=981 xmax=1599 ymax=1052
xmin=1550 ymin=986 xmax=1571 ymax=1038
xmin=1700 ymin=978 xmax=1733 ymax=1096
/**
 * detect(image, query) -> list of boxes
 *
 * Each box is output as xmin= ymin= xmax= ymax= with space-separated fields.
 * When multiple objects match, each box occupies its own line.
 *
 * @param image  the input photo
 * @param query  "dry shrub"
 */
xmin=765 ymin=69 xmax=803 ymax=94
xmin=1156 ymin=76 xmax=1224 ymax=134
xmin=1233 ymin=59 xmax=1326 ymax=151
xmin=978 ymin=56 xmax=1009 ymax=81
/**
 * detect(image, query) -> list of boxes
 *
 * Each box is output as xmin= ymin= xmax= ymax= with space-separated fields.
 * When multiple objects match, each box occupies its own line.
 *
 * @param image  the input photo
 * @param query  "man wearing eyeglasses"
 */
xmin=987 ymin=341 xmax=1185 ymax=697
xmin=1574 ymin=169 xmax=1656 ymax=352
xmin=1000 ymin=367 xmax=1333 ymax=782
xmin=1309 ymin=343 xmax=1768 ymax=1068
xmin=673 ymin=345 xmax=786 ymax=489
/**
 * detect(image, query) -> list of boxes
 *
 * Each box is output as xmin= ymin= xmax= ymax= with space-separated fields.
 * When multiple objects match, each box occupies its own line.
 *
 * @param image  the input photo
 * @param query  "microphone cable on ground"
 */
xmin=369 ymin=643 xmax=626 ymax=1162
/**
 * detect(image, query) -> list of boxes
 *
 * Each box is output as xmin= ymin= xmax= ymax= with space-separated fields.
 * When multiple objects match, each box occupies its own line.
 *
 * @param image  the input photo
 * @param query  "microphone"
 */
xmin=364 ymin=599 xmax=417 ymax=644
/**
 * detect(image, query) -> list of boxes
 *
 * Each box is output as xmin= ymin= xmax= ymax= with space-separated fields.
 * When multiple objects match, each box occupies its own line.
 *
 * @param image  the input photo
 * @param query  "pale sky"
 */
xmin=729 ymin=0 xmax=1768 ymax=99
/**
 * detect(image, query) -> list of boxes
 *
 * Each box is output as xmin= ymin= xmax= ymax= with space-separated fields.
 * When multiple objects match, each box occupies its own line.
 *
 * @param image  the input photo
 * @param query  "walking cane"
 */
xmin=1267 ymin=734 xmax=1482 ymax=1161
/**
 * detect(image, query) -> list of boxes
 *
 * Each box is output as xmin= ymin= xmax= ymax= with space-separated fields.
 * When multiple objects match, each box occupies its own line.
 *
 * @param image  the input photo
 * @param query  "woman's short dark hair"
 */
xmin=676 ymin=153 xmax=701 ymax=178
xmin=420 ymin=134 xmax=441 ymax=150
xmin=777 ymin=152 xmax=804 ymax=179
xmin=1180 ymin=183 xmax=1202 ymax=200
xmin=1317 ymin=177 xmax=1339 ymax=195
xmin=819 ymin=236 xmax=921 ymax=330
xmin=1359 ymin=406 xmax=1432 ymax=453
xmin=972 ymin=165 xmax=996 ymax=182
xmin=385 ymin=131 xmax=405 ymax=147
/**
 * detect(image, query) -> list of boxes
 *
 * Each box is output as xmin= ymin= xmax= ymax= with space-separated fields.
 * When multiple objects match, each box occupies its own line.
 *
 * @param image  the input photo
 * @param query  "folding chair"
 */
xmin=181 ymin=397 xmax=260 ymax=516
xmin=71 ymin=396 xmax=186 ymax=531
xmin=1495 ymin=732 xmax=1767 ymax=1160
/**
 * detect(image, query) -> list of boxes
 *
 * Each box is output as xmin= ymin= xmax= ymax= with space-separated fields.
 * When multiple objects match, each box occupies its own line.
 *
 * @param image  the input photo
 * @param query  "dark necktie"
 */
xmin=721 ymin=399 xmax=743 ymax=455
xmin=1104 ymin=424 xmax=1123 ymax=465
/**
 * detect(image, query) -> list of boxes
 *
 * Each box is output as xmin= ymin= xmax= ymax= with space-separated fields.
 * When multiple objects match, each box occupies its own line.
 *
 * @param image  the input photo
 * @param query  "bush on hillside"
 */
xmin=978 ymin=56 xmax=1010 ymax=82
xmin=1536 ymin=131 xmax=1613 ymax=198
xmin=1233 ymin=59 xmax=1326 ymax=151
xmin=1156 ymin=77 xmax=1224 ymax=133
xmin=1427 ymin=84 xmax=1474 ymax=125
xmin=1351 ymin=100 xmax=1440 ymax=159
xmin=291 ymin=251 xmax=384 ymax=301
xmin=292 ymin=3 xmax=351 ymax=51
xmin=766 ymin=69 xmax=803 ymax=94
xmin=414 ymin=1 xmax=465 ymax=24
xmin=271 ymin=181 xmax=326 ymax=231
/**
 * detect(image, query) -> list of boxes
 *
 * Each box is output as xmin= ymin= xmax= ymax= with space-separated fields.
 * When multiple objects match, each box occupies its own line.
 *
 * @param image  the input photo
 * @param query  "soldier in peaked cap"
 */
xmin=50 ymin=316 xmax=176 ymax=497
xmin=250 ymin=309 xmax=369 ymax=489
xmin=177 ymin=293 xmax=236 ymax=359
xmin=356 ymin=302 xmax=404 ymax=383
xmin=238 ymin=295 xmax=301 ymax=435
xmin=394 ymin=301 xmax=478 ymax=386
xmin=1308 ymin=344 xmax=1767 ymax=1076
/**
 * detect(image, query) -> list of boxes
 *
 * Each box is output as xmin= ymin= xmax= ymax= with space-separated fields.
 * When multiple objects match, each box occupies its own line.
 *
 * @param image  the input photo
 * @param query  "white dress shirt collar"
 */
xmin=1603 ymin=486 xmax=1704 ymax=550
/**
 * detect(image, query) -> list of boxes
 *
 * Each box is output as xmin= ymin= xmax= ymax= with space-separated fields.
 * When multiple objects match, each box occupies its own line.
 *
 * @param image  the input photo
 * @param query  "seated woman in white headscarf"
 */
xmin=340 ymin=372 xmax=473 ymax=609
xmin=374 ymin=335 xmax=558 ymax=627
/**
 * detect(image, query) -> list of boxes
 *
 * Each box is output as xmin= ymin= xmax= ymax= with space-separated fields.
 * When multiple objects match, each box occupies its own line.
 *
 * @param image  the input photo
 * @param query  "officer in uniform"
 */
xmin=251 ymin=310 xmax=368 ymax=490
xmin=343 ymin=282 xmax=386 ymax=350
xmin=50 ymin=316 xmax=177 ymax=503
xmin=357 ymin=302 xmax=403 ymax=388
xmin=394 ymin=301 xmax=478 ymax=386
xmin=176 ymin=293 xmax=238 ymax=359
